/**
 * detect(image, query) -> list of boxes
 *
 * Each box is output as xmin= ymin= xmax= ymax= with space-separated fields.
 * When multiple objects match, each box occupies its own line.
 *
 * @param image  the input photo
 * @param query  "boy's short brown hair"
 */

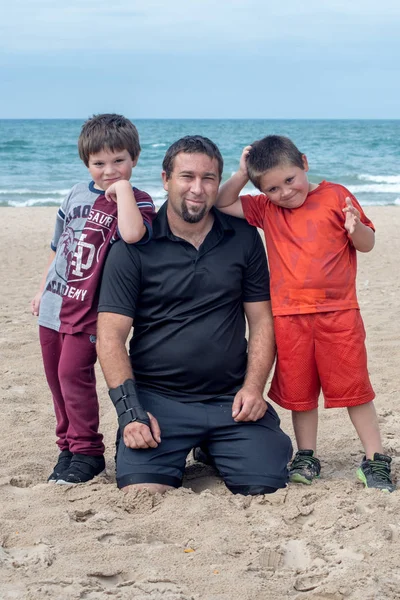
xmin=78 ymin=113 xmax=141 ymax=166
xmin=247 ymin=135 xmax=304 ymax=190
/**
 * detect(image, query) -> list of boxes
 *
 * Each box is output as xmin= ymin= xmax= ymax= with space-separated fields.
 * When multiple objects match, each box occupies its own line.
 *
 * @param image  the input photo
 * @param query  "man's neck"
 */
xmin=167 ymin=206 xmax=214 ymax=250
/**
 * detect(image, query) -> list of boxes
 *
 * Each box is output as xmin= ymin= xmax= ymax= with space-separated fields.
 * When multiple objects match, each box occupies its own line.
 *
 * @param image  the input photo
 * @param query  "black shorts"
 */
xmin=116 ymin=388 xmax=292 ymax=493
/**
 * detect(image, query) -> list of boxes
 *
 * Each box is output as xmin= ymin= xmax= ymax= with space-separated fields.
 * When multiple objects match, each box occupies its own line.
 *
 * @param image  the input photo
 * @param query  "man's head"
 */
xmin=78 ymin=114 xmax=141 ymax=191
xmin=162 ymin=136 xmax=223 ymax=224
xmin=247 ymin=135 xmax=311 ymax=209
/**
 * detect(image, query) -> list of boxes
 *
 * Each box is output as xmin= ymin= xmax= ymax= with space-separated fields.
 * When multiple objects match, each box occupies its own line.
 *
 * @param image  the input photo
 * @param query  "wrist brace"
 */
xmin=108 ymin=379 xmax=150 ymax=432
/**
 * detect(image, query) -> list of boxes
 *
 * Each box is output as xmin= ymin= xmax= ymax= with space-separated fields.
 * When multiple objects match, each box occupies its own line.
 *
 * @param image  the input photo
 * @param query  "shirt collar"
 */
xmin=89 ymin=181 xmax=105 ymax=195
xmin=152 ymin=201 xmax=234 ymax=241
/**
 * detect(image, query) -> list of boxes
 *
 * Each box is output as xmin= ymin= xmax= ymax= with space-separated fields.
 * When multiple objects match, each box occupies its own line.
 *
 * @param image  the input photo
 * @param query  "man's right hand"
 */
xmin=123 ymin=412 xmax=161 ymax=449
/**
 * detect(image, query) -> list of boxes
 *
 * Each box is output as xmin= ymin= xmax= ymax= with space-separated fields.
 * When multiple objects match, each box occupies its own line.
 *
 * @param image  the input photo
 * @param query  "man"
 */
xmin=97 ymin=135 xmax=292 ymax=495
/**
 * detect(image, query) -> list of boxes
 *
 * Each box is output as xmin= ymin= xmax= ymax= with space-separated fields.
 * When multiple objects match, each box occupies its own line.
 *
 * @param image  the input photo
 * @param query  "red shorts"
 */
xmin=268 ymin=309 xmax=375 ymax=411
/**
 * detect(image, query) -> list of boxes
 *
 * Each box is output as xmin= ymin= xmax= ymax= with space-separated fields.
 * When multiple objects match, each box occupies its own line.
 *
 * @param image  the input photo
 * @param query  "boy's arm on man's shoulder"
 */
xmin=134 ymin=189 xmax=156 ymax=245
xmin=107 ymin=181 xmax=155 ymax=244
xmin=216 ymin=172 xmax=248 ymax=219
xmin=216 ymin=145 xmax=252 ymax=218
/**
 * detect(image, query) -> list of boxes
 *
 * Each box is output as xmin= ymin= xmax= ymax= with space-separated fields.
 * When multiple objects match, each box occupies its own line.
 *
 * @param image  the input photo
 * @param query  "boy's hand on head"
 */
xmin=342 ymin=197 xmax=361 ymax=235
xmin=30 ymin=292 xmax=42 ymax=316
xmin=238 ymin=145 xmax=252 ymax=177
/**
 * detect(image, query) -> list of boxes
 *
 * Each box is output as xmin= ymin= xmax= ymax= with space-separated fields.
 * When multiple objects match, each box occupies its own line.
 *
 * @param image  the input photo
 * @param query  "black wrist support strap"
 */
xmin=108 ymin=379 xmax=150 ymax=432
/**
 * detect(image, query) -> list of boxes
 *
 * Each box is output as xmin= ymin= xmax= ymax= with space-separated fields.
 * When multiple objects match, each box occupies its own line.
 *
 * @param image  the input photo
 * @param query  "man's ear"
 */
xmin=161 ymin=171 xmax=169 ymax=191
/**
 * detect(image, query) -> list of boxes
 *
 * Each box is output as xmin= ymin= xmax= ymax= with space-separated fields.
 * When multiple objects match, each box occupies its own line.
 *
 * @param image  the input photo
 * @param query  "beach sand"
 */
xmin=1 ymin=206 xmax=399 ymax=600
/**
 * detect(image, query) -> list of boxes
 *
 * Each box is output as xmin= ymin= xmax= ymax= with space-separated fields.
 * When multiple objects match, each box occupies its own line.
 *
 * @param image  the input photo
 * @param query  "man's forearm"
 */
xmin=97 ymin=335 xmax=134 ymax=388
xmin=245 ymin=317 xmax=276 ymax=392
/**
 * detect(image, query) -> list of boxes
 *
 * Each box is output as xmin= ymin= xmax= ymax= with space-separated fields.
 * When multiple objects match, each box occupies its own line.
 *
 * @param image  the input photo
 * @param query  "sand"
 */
xmin=0 ymin=206 xmax=399 ymax=600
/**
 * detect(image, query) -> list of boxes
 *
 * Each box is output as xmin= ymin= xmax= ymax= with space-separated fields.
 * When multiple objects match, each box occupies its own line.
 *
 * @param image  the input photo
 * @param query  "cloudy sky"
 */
xmin=1 ymin=0 xmax=399 ymax=118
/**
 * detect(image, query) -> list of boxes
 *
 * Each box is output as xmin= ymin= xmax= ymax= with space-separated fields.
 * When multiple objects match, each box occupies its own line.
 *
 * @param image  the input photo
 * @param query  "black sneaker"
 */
xmin=289 ymin=450 xmax=321 ymax=485
xmin=47 ymin=450 xmax=73 ymax=483
xmin=357 ymin=453 xmax=396 ymax=493
xmin=56 ymin=454 xmax=105 ymax=485
xmin=193 ymin=445 xmax=215 ymax=467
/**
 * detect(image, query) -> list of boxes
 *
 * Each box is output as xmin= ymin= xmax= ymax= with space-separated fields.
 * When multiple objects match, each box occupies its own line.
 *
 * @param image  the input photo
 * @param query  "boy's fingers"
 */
xmin=345 ymin=196 xmax=353 ymax=207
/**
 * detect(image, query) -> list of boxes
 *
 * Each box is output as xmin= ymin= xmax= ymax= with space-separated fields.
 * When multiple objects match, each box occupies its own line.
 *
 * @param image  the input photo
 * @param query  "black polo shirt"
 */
xmin=98 ymin=202 xmax=270 ymax=401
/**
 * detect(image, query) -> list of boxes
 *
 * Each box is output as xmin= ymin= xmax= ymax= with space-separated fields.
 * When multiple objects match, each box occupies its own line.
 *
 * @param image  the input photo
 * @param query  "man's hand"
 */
xmin=123 ymin=412 xmax=161 ymax=449
xmin=30 ymin=291 xmax=42 ymax=316
xmin=232 ymin=384 xmax=267 ymax=422
xmin=342 ymin=197 xmax=361 ymax=235
xmin=238 ymin=145 xmax=252 ymax=178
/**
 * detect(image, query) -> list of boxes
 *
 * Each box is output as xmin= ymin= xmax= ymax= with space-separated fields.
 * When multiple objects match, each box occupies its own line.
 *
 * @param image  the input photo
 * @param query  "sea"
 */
xmin=1 ymin=119 xmax=399 ymax=208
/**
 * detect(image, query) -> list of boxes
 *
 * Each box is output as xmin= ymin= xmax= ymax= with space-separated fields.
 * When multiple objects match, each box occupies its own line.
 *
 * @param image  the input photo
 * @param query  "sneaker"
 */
xmin=56 ymin=454 xmax=105 ymax=485
xmin=289 ymin=450 xmax=321 ymax=485
xmin=47 ymin=450 xmax=73 ymax=482
xmin=356 ymin=453 xmax=396 ymax=493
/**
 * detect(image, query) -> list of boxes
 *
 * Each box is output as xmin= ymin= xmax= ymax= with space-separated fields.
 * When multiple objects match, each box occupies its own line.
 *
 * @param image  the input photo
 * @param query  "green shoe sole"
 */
xmin=289 ymin=473 xmax=319 ymax=485
xmin=356 ymin=467 xmax=367 ymax=486
xmin=356 ymin=467 xmax=391 ymax=492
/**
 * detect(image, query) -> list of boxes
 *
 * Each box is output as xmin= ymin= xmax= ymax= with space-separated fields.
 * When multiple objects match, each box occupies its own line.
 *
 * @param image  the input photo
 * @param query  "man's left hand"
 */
xmin=232 ymin=385 xmax=268 ymax=422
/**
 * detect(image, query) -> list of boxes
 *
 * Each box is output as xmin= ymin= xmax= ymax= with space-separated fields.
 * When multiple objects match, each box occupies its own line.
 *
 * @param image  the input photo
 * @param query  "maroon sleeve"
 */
xmin=133 ymin=188 xmax=157 ymax=243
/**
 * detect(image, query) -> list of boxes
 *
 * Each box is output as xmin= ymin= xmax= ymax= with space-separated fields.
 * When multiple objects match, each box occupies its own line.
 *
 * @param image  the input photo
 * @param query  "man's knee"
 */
xmin=121 ymin=483 xmax=173 ymax=495
xmin=227 ymin=484 xmax=280 ymax=496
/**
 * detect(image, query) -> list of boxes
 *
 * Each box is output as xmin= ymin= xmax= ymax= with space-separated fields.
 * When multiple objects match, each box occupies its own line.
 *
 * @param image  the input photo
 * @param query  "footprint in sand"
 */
xmin=9 ymin=475 xmax=33 ymax=488
xmin=97 ymin=531 xmax=172 ymax=546
xmin=283 ymin=539 xmax=312 ymax=570
xmin=257 ymin=546 xmax=283 ymax=570
xmin=98 ymin=532 xmax=141 ymax=545
xmin=69 ymin=508 xmax=96 ymax=522
xmin=0 ymin=541 xmax=55 ymax=568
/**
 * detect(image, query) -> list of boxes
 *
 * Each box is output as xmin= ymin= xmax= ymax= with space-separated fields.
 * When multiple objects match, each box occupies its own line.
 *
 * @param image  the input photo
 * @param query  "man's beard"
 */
xmin=181 ymin=200 xmax=207 ymax=223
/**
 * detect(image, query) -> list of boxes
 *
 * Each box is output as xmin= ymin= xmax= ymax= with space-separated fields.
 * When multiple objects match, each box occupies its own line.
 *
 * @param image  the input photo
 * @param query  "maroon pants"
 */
xmin=39 ymin=326 xmax=104 ymax=456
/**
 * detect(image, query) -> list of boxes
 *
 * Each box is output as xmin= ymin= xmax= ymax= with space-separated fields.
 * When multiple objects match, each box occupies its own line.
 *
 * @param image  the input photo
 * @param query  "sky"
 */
xmin=1 ymin=0 xmax=400 ymax=119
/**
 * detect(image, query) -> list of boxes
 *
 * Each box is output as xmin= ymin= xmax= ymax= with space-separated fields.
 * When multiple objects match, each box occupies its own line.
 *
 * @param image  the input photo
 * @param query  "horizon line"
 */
xmin=1 ymin=117 xmax=400 ymax=122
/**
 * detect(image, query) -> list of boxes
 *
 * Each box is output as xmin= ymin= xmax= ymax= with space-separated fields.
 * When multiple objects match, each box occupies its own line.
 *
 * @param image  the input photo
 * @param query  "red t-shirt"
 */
xmin=241 ymin=181 xmax=374 ymax=316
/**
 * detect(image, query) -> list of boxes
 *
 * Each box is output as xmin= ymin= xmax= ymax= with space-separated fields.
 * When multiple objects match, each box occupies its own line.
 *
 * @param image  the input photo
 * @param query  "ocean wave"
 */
xmin=0 ymin=140 xmax=32 ymax=149
xmin=0 ymin=188 xmax=70 ymax=196
xmin=151 ymin=143 xmax=167 ymax=148
xmin=144 ymin=187 xmax=166 ymax=202
xmin=358 ymin=174 xmax=400 ymax=184
xmin=6 ymin=198 xmax=61 ymax=207
xmin=348 ymin=184 xmax=400 ymax=194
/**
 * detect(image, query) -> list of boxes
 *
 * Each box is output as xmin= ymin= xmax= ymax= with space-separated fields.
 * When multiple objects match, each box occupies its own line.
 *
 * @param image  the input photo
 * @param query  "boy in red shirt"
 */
xmin=216 ymin=135 xmax=395 ymax=492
